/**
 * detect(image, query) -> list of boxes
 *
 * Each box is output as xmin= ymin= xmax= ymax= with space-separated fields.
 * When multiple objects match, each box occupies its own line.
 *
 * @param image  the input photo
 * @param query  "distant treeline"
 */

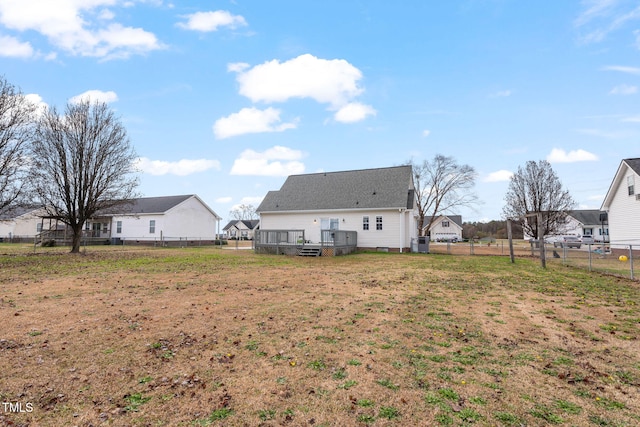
xmin=462 ymin=220 xmax=524 ymax=240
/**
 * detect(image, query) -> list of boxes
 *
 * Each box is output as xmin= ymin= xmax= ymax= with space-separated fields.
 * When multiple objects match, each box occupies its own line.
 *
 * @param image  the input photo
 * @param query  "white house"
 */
xmin=223 ymin=219 xmax=260 ymax=240
xmin=560 ymin=210 xmax=608 ymax=243
xmin=0 ymin=206 xmax=47 ymax=240
xmin=91 ymin=194 xmax=222 ymax=243
xmin=427 ymin=215 xmax=463 ymax=241
xmin=601 ymin=158 xmax=640 ymax=246
xmin=256 ymin=165 xmax=418 ymax=252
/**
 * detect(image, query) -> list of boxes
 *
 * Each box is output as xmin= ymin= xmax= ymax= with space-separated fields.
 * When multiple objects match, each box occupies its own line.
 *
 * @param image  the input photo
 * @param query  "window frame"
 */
xmin=376 ymin=215 xmax=383 ymax=231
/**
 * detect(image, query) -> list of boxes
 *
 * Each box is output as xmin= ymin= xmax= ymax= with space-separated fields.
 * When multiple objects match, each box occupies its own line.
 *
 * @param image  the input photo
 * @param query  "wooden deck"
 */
xmin=254 ymin=229 xmax=357 ymax=256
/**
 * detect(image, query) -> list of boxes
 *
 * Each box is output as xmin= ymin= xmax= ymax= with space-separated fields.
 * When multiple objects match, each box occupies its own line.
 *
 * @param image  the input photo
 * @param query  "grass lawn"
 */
xmin=0 ymin=246 xmax=638 ymax=426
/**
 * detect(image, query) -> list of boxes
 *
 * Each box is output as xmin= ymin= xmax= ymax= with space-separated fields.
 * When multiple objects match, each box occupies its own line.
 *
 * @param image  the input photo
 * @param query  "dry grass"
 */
xmin=0 ymin=246 xmax=638 ymax=426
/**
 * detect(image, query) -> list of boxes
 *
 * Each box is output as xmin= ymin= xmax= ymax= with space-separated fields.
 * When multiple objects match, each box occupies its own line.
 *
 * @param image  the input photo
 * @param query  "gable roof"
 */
xmin=223 ymin=219 xmax=260 ymax=231
xmin=241 ymin=219 xmax=260 ymax=229
xmin=98 ymin=195 xmax=221 ymax=219
xmin=257 ymin=165 xmax=415 ymax=213
xmin=0 ymin=205 xmax=40 ymax=221
xmin=422 ymin=215 xmax=463 ymax=230
xmin=602 ymin=158 xmax=640 ymax=210
xmin=568 ymin=209 xmax=603 ymax=225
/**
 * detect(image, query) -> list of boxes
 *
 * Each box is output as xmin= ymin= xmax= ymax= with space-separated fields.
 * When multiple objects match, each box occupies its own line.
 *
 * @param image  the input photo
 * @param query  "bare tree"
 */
xmin=0 ymin=77 xmax=38 ymax=214
xmin=29 ymin=100 xmax=139 ymax=253
xmin=229 ymin=204 xmax=258 ymax=220
xmin=502 ymin=160 xmax=575 ymax=239
xmin=410 ymin=155 xmax=479 ymax=236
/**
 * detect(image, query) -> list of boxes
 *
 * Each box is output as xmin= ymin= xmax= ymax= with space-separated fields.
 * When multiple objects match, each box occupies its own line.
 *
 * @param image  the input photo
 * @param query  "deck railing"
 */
xmin=254 ymin=229 xmax=357 ymax=256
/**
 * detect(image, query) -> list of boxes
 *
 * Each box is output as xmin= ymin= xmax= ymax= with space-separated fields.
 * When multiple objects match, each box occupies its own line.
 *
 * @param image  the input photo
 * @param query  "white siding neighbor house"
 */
xmin=524 ymin=210 xmax=610 ymax=243
xmin=0 ymin=207 xmax=47 ymax=240
xmin=427 ymin=215 xmax=463 ymax=242
xmin=601 ymin=158 xmax=640 ymax=246
xmin=223 ymin=220 xmax=260 ymax=240
xmin=257 ymin=165 xmax=418 ymax=252
xmin=91 ymin=194 xmax=222 ymax=243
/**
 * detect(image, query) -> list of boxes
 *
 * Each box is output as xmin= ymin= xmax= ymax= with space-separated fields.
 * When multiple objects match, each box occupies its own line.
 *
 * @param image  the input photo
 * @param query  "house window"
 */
xmin=628 ymin=175 xmax=635 ymax=196
xmin=116 ymin=221 xmax=122 ymax=234
xmin=363 ymin=216 xmax=369 ymax=230
xmin=376 ymin=216 xmax=383 ymax=230
xmin=36 ymin=223 xmax=42 ymax=233
xmin=442 ymin=220 xmax=450 ymax=228
xmin=149 ymin=220 xmax=156 ymax=234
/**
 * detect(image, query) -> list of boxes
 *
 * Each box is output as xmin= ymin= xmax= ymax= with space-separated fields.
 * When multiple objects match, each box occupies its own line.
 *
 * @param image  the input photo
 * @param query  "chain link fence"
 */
xmin=425 ymin=239 xmax=637 ymax=281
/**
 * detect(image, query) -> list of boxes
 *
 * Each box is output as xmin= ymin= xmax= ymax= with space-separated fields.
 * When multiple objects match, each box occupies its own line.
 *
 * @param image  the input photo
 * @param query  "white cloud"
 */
xmin=230 ymin=196 xmax=264 ymax=211
xmin=546 ymin=148 xmax=599 ymax=163
xmin=24 ymin=93 xmax=48 ymax=115
xmin=230 ymin=146 xmax=305 ymax=176
xmin=177 ymin=10 xmax=247 ymax=32
xmin=609 ymin=84 xmax=637 ymax=95
xmin=227 ymin=62 xmax=249 ymax=73
xmin=621 ymin=115 xmax=640 ymax=122
xmin=69 ymin=89 xmax=118 ymax=104
xmin=575 ymin=2 xmax=640 ymax=44
xmin=574 ymin=0 xmax=617 ymax=27
xmin=215 ymin=196 xmax=232 ymax=203
xmin=0 ymin=0 xmax=164 ymax=59
xmin=0 ymin=34 xmax=34 ymax=57
xmin=603 ymin=65 xmax=640 ymax=75
xmin=333 ymin=102 xmax=376 ymax=123
xmin=135 ymin=157 xmax=221 ymax=176
xmin=422 ymin=130 xmax=431 ymax=137
xmin=587 ymin=194 xmax=605 ymax=201
xmin=213 ymin=107 xmax=297 ymax=139
xmin=489 ymin=89 xmax=512 ymax=98
xmin=231 ymin=53 xmax=364 ymax=107
xmin=484 ymin=170 xmax=514 ymax=182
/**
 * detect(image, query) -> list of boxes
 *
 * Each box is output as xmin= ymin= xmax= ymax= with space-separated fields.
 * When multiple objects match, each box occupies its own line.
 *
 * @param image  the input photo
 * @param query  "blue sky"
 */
xmin=1 ymin=0 xmax=639 ymax=224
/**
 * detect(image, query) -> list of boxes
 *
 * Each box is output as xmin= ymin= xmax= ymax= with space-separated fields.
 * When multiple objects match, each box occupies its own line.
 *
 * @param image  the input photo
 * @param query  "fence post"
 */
xmin=629 ymin=245 xmax=634 ymax=280
xmin=588 ymin=244 xmax=592 ymax=272
xmin=507 ymin=219 xmax=514 ymax=263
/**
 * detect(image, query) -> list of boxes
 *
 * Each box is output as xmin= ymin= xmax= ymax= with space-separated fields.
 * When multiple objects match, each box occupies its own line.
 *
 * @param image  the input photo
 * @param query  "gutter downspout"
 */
xmin=399 ymin=209 xmax=404 ymax=253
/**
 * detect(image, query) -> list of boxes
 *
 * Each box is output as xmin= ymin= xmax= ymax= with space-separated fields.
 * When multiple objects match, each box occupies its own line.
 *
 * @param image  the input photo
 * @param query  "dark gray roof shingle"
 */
xmin=569 ymin=209 xmax=604 ymax=225
xmin=99 ymin=195 xmax=193 ymax=215
xmin=257 ymin=165 xmax=414 ymax=212
xmin=624 ymin=158 xmax=640 ymax=175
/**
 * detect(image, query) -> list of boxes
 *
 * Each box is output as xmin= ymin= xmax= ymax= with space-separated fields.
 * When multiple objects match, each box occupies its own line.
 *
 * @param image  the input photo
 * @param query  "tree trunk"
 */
xmin=70 ymin=225 xmax=83 ymax=253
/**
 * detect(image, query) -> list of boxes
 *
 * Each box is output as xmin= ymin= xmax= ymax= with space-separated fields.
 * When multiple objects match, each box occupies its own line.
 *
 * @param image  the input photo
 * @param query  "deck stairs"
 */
xmin=298 ymin=247 xmax=321 ymax=257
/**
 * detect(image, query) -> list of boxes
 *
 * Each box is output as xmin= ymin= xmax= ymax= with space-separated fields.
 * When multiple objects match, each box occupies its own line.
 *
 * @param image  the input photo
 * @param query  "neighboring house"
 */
xmin=427 ymin=215 xmax=463 ymax=241
xmin=522 ymin=210 xmax=609 ymax=243
xmin=561 ymin=210 xmax=608 ymax=243
xmin=223 ymin=219 xmax=260 ymax=240
xmin=91 ymin=194 xmax=222 ymax=242
xmin=256 ymin=165 xmax=418 ymax=252
xmin=601 ymin=158 xmax=640 ymax=246
xmin=0 ymin=206 xmax=47 ymax=240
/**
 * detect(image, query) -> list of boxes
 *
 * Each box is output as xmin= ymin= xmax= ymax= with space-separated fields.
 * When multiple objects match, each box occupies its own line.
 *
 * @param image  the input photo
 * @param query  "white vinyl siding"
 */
xmin=259 ymin=209 xmax=413 ymax=250
xmin=109 ymin=196 xmax=219 ymax=240
xmin=607 ymin=168 xmax=640 ymax=246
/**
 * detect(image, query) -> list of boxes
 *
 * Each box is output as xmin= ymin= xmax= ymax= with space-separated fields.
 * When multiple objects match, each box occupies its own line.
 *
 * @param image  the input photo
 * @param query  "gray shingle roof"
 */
xmin=569 ymin=209 xmax=604 ymax=225
xmin=223 ymin=219 xmax=260 ymax=231
xmin=0 ymin=205 xmax=39 ymax=220
xmin=624 ymin=158 xmax=640 ymax=175
xmin=257 ymin=165 xmax=414 ymax=212
xmin=99 ymin=195 xmax=193 ymax=215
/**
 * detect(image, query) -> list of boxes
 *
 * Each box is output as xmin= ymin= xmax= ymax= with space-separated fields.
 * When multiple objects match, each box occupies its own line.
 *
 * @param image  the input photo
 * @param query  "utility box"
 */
xmin=417 ymin=236 xmax=429 ymax=254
